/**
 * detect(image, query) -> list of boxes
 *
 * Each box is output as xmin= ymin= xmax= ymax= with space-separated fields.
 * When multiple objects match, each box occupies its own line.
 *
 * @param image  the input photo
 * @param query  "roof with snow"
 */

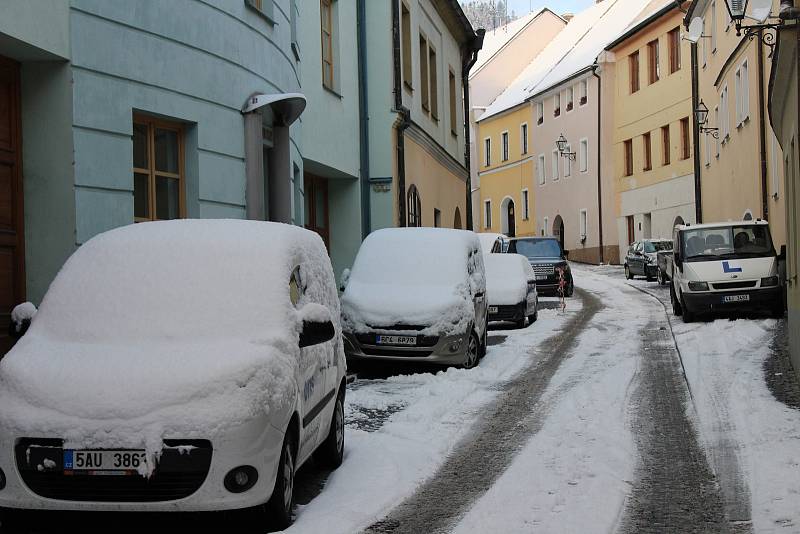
xmin=479 ymin=0 xmax=656 ymax=122
xmin=470 ymin=8 xmax=562 ymax=77
xmin=605 ymin=0 xmax=684 ymax=51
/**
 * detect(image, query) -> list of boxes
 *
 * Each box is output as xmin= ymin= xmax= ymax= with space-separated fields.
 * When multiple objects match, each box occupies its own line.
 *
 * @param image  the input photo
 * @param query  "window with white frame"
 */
xmin=554 ymin=93 xmax=561 ymax=117
xmin=536 ymin=102 xmax=544 ymax=125
xmin=702 ymin=18 xmax=708 ymax=66
xmin=580 ymin=80 xmax=588 ymax=105
xmin=521 ymin=123 xmax=528 ymax=154
xmin=711 ymin=0 xmax=717 ymax=52
xmin=537 ymin=154 xmax=546 ymax=185
xmin=704 ymin=129 xmax=711 ymax=166
xmin=735 ymin=60 xmax=749 ymax=126
xmin=484 ymin=199 xmax=492 ymax=228
xmin=522 ymin=189 xmax=529 ymax=220
xmin=771 ymin=132 xmax=780 ymax=199
xmin=579 ymin=209 xmax=588 ymax=239
xmin=501 ymin=131 xmax=509 ymax=161
xmin=714 ymin=106 xmax=720 ymax=156
xmin=543 ymin=216 xmax=549 ymax=236
xmin=552 ymin=149 xmax=559 ymax=181
xmin=720 ymin=84 xmax=730 ymax=141
xmin=579 ymin=139 xmax=588 ymax=172
xmin=564 ymin=144 xmax=572 ymax=177
xmin=484 ymin=137 xmax=491 ymax=166
xmin=566 ymin=86 xmax=574 ymax=111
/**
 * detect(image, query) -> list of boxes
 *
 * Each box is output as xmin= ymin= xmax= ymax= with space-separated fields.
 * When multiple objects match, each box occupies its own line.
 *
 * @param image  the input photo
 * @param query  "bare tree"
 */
xmin=460 ymin=1 xmax=517 ymax=31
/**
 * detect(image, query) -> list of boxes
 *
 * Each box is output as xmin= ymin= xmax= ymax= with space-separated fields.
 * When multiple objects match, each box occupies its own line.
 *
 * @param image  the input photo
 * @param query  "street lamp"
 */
xmin=556 ymin=133 xmax=575 ymax=160
xmin=718 ymin=0 xmax=790 ymax=53
xmin=694 ymin=100 xmax=719 ymax=139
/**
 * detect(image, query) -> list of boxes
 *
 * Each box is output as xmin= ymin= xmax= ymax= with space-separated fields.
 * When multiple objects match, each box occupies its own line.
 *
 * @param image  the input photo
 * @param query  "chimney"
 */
xmin=562 ymin=12 xmax=574 ymax=22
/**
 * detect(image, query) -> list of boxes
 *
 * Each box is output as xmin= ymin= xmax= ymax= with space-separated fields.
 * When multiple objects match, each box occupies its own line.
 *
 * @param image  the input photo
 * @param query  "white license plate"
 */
xmin=536 ymin=275 xmax=547 ymax=280
xmin=376 ymin=335 xmax=416 ymax=346
xmin=489 ymin=306 xmax=499 ymax=314
xmin=722 ymin=294 xmax=750 ymax=303
xmin=64 ymin=450 xmax=147 ymax=473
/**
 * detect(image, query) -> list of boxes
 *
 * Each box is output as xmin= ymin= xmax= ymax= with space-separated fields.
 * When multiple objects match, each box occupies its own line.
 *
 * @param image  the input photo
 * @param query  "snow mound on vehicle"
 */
xmin=0 ymin=220 xmax=341 ymax=469
xmin=484 ymin=254 xmax=531 ymax=306
xmin=341 ymin=228 xmax=484 ymax=336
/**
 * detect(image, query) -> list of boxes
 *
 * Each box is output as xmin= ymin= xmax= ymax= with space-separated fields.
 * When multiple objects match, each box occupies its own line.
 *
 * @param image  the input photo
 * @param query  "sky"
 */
xmin=505 ymin=0 xmax=595 ymax=16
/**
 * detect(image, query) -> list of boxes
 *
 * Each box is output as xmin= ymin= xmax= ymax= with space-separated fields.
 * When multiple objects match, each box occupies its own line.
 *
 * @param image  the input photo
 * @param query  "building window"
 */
xmin=536 ymin=102 xmax=544 ymax=125
xmin=522 ymin=189 xmax=529 ymax=220
xmin=501 ymin=131 xmax=509 ymax=161
xmin=419 ymin=34 xmax=429 ymax=111
xmin=702 ymin=18 xmax=708 ymax=66
xmin=720 ymin=84 xmax=730 ymax=141
xmin=714 ymin=106 xmax=720 ymax=156
xmin=554 ymin=93 xmax=561 ymax=117
xmin=429 ymin=46 xmax=438 ymax=120
xmin=543 ymin=216 xmax=549 ymax=236
xmin=579 ymin=139 xmax=588 ymax=172
xmin=566 ymin=86 xmax=574 ymax=111
xmin=668 ymin=27 xmax=680 ymax=73
xmin=564 ymin=144 xmax=572 ymax=177
xmin=484 ymin=137 xmax=491 ymax=167
xmin=704 ymin=125 xmax=712 ymax=166
xmin=484 ymin=199 xmax=492 ymax=229
xmin=624 ymin=139 xmax=633 ymax=176
xmin=434 ymin=208 xmax=441 ymax=227
xmin=680 ymin=117 xmax=690 ymax=160
xmin=407 ymin=185 xmax=421 ymax=227
xmin=711 ymin=0 xmax=717 ymax=52
xmin=648 ymin=39 xmax=660 ymax=84
xmin=401 ymin=3 xmax=412 ymax=89
xmin=580 ymin=80 xmax=588 ymax=105
xmin=579 ymin=209 xmax=588 ymax=239
xmin=449 ymin=69 xmax=457 ymax=135
xmin=661 ymin=125 xmax=671 ymax=166
xmin=290 ymin=0 xmax=299 ymax=59
xmin=521 ymin=123 xmax=528 ymax=155
xmin=538 ymin=154 xmax=546 ymax=185
xmin=630 ymin=51 xmax=640 ymax=93
xmin=552 ymin=149 xmax=559 ymax=181
xmin=320 ymin=0 xmax=334 ymax=90
xmin=735 ymin=60 xmax=749 ymax=126
xmin=248 ymin=0 xmax=275 ymax=21
xmin=643 ymin=132 xmax=652 ymax=171
xmin=133 ymin=116 xmax=184 ymax=222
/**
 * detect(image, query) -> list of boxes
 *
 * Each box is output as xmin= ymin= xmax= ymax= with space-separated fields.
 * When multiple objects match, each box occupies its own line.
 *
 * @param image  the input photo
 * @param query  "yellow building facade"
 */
xmin=476 ymin=105 xmax=536 ymax=237
xmin=606 ymin=4 xmax=696 ymax=261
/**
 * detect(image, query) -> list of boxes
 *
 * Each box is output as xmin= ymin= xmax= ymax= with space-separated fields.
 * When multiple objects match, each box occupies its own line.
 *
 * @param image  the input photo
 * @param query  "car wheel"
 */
xmin=314 ymin=387 xmax=345 ymax=468
xmin=265 ymin=431 xmax=296 ymax=529
xmin=670 ymin=284 xmax=682 ymax=316
xmin=463 ymin=331 xmax=479 ymax=369
xmin=624 ymin=264 xmax=633 ymax=280
xmin=658 ymin=269 xmax=666 ymax=286
xmin=681 ymin=294 xmax=695 ymax=323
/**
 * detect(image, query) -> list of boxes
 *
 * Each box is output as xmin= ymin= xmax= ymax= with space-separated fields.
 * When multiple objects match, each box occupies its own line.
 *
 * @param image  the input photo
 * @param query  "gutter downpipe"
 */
xmin=757 ymin=29 xmax=770 ymax=221
xmin=357 ymin=0 xmax=371 ymax=237
xmin=690 ymin=41 xmax=703 ymax=223
xmin=392 ymin=0 xmax=411 ymax=227
xmin=462 ymin=29 xmax=485 ymax=231
xmin=591 ymin=65 xmax=604 ymax=264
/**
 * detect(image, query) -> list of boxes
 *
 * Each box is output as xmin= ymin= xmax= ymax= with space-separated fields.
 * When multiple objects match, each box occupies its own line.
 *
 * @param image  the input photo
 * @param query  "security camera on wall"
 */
xmin=685 ymin=17 xmax=703 ymax=44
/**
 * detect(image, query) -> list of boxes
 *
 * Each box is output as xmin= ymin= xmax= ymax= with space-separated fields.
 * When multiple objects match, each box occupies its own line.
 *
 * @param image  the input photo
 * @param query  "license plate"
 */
xmin=536 ymin=275 xmax=547 ymax=280
xmin=64 ymin=450 xmax=147 ymax=474
xmin=722 ymin=294 xmax=750 ymax=303
xmin=489 ymin=306 xmax=499 ymax=314
xmin=376 ymin=335 xmax=416 ymax=346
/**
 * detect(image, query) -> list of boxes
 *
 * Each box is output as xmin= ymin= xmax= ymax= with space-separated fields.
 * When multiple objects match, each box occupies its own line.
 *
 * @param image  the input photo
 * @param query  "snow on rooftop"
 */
xmin=480 ymin=0 xmax=654 ymax=121
xmin=471 ymin=9 xmax=551 ymax=75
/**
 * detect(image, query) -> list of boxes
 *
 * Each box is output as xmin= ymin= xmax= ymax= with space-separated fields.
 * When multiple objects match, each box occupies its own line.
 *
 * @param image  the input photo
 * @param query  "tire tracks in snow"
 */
xmin=362 ymin=288 xmax=601 ymax=534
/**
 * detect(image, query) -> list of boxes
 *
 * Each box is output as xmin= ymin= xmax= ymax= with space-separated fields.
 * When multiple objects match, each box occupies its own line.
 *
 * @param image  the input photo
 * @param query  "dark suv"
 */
xmin=507 ymin=237 xmax=573 ymax=297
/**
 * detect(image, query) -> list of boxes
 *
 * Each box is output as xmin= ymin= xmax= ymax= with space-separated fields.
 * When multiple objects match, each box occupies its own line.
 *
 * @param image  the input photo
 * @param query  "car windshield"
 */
xmin=682 ymin=225 xmax=774 ymax=260
xmin=508 ymin=239 xmax=562 ymax=259
xmin=644 ymin=241 xmax=672 ymax=253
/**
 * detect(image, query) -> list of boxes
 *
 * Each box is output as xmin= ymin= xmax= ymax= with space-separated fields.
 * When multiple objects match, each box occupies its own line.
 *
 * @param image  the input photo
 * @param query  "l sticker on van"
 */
xmin=722 ymin=261 xmax=743 ymax=273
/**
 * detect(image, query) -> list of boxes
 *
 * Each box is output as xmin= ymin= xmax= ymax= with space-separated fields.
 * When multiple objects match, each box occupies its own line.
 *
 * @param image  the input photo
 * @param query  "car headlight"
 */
xmin=646 ymin=256 xmax=657 ymax=264
xmin=761 ymin=276 xmax=779 ymax=287
xmin=688 ymin=281 xmax=709 ymax=291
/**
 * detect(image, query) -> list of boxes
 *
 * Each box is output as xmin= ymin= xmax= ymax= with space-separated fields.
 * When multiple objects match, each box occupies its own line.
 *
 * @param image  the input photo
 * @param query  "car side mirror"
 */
xmin=298 ymin=303 xmax=336 ymax=348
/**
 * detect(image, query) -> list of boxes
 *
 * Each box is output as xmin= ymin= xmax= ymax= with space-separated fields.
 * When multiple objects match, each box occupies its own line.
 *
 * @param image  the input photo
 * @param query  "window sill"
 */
xmin=323 ymin=84 xmax=343 ymax=99
xmin=245 ymin=0 xmax=276 ymax=26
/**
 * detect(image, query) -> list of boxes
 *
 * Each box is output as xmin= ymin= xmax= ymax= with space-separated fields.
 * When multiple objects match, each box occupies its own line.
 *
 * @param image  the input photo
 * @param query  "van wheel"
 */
xmin=265 ymin=431 xmax=296 ymax=529
xmin=670 ymin=284 xmax=682 ymax=316
xmin=314 ymin=387 xmax=345 ymax=468
xmin=625 ymin=264 xmax=633 ymax=280
xmin=463 ymin=331 xmax=479 ymax=369
xmin=658 ymin=269 xmax=666 ymax=285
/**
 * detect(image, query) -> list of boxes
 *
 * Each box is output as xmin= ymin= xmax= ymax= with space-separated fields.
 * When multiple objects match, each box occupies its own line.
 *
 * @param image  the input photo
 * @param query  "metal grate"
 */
xmin=712 ymin=281 xmax=757 ymax=290
xmin=532 ymin=264 xmax=555 ymax=275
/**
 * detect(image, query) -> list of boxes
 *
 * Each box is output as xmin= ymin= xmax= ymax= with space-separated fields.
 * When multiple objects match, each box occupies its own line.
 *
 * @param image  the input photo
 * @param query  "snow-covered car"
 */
xmin=624 ymin=238 xmax=672 ymax=281
xmin=341 ymin=228 xmax=488 ymax=369
xmin=484 ymin=253 xmax=538 ymax=328
xmin=0 ymin=220 xmax=346 ymax=529
xmin=477 ymin=232 xmax=507 ymax=254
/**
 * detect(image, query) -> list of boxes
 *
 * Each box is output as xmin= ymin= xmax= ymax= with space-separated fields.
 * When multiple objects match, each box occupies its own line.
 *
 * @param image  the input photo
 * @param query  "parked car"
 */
xmin=0 ymin=220 xmax=346 ymax=529
xmin=656 ymin=249 xmax=674 ymax=285
xmin=484 ymin=253 xmax=538 ymax=328
xmin=341 ymin=228 xmax=488 ymax=369
xmin=670 ymin=221 xmax=785 ymax=322
xmin=506 ymin=237 xmax=573 ymax=297
xmin=624 ymin=239 xmax=672 ymax=281
xmin=477 ymin=232 xmax=507 ymax=254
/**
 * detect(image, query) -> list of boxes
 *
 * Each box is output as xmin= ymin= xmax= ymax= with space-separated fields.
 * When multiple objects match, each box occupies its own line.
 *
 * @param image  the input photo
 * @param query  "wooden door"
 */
xmin=506 ymin=200 xmax=515 ymax=237
xmin=304 ymin=174 xmax=329 ymax=250
xmin=0 ymin=56 xmax=25 ymax=354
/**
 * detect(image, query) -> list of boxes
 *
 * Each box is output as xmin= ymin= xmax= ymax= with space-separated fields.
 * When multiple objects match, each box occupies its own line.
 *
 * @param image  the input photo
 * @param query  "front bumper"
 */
xmin=343 ymin=331 xmax=469 ymax=366
xmin=0 ymin=417 xmax=285 ymax=512
xmin=488 ymin=303 xmax=525 ymax=322
xmin=682 ymin=286 xmax=781 ymax=314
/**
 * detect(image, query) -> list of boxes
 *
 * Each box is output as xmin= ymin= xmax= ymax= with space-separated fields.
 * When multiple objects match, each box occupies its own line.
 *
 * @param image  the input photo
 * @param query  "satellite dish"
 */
xmin=750 ymin=0 xmax=771 ymax=23
xmin=686 ymin=17 xmax=703 ymax=44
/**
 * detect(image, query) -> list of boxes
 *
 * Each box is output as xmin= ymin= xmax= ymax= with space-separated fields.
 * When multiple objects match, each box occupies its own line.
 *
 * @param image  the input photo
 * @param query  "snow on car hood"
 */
xmin=485 ymin=254 xmax=529 ymax=306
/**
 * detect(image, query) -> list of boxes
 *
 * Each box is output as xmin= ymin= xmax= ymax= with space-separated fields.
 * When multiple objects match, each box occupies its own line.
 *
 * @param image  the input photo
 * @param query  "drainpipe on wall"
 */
xmin=391 ymin=0 xmax=411 ymax=227
xmin=690 ymin=41 xmax=703 ymax=223
xmin=757 ymin=29 xmax=770 ymax=221
xmin=357 ymin=0 xmax=371 ymax=237
xmin=462 ymin=29 xmax=485 ymax=231
xmin=591 ymin=66 xmax=604 ymax=264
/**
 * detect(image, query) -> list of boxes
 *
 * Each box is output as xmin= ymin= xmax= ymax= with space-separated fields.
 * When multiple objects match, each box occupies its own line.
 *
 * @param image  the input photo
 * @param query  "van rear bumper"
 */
xmin=683 ymin=286 xmax=781 ymax=314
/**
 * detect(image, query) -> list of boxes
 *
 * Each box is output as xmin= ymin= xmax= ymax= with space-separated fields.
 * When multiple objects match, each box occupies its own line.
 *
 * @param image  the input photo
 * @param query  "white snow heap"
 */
xmin=341 ymin=228 xmax=484 ymax=336
xmin=484 ymin=253 xmax=534 ymax=306
xmin=10 ymin=302 xmax=36 ymax=332
xmin=0 ymin=219 xmax=342 ymax=472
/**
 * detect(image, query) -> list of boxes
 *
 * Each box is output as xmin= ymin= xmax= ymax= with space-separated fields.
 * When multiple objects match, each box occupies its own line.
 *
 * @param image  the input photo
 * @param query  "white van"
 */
xmin=670 ymin=221 xmax=784 ymax=322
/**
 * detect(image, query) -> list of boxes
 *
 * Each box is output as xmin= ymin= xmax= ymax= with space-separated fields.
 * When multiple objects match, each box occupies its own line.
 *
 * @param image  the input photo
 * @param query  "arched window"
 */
xmin=407 ymin=185 xmax=422 ymax=227
xmin=673 ymin=215 xmax=685 ymax=228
